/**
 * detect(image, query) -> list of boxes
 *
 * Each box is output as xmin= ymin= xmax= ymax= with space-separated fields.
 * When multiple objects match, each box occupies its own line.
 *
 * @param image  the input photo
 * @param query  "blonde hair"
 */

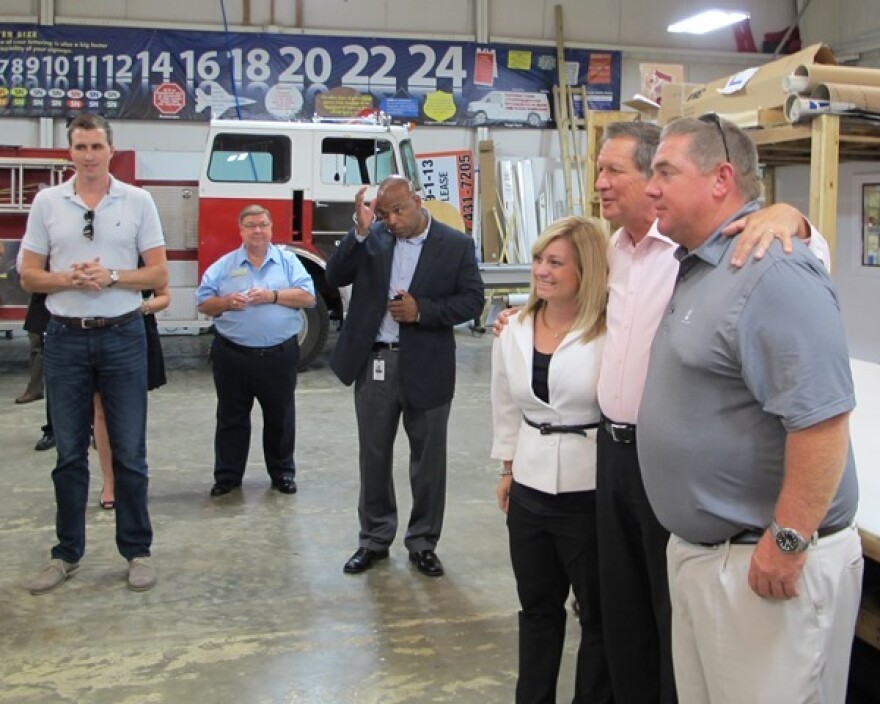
xmin=520 ymin=216 xmax=608 ymax=343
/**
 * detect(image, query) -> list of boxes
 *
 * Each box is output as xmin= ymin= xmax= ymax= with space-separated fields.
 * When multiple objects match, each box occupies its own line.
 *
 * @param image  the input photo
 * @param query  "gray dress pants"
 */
xmin=353 ymin=347 xmax=450 ymax=553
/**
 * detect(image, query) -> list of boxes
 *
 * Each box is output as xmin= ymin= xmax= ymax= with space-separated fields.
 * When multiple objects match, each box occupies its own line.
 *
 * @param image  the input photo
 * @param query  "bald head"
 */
xmin=374 ymin=177 xmax=426 ymax=238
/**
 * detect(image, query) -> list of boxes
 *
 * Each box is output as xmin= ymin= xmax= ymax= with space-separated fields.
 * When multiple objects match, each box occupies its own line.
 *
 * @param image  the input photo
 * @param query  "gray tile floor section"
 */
xmin=0 ymin=329 xmax=582 ymax=703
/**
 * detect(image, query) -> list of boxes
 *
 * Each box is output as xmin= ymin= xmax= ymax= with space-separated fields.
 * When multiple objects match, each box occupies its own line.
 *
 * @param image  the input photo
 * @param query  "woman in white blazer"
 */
xmin=491 ymin=216 xmax=611 ymax=704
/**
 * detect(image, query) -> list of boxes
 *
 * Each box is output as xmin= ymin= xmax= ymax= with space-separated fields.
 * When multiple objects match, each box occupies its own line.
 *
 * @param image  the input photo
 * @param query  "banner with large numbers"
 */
xmin=0 ymin=24 xmax=620 ymax=126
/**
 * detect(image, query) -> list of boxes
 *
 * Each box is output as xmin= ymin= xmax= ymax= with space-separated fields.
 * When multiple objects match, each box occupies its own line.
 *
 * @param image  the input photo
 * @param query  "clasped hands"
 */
xmin=226 ymin=287 xmax=276 ymax=311
xmin=69 ymin=258 xmax=111 ymax=291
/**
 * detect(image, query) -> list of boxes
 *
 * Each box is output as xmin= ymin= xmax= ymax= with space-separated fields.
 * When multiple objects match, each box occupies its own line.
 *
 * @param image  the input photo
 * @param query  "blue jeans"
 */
xmin=43 ymin=316 xmax=152 ymax=562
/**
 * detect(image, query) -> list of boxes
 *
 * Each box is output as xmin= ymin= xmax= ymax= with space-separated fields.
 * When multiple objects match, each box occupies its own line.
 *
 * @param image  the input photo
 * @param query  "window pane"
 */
xmin=321 ymin=137 xmax=396 ymax=185
xmin=207 ymin=134 xmax=290 ymax=183
xmin=400 ymin=140 xmax=422 ymax=191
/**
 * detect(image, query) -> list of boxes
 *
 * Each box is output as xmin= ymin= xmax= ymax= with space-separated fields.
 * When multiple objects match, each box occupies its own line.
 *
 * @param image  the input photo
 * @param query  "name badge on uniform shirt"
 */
xmin=373 ymin=358 xmax=385 ymax=382
xmin=230 ymin=267 xmax=248 ymax=278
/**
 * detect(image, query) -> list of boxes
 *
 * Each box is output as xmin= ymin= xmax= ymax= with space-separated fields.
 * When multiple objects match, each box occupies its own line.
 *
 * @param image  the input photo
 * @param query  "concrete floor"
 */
xmin=0 ymin=329 xmax=583 ymax=703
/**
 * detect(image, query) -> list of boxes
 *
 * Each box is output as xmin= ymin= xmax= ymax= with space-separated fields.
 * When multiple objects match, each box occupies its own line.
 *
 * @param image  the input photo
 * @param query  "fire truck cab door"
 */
xmin=310 ymin=134 xmax=399 ymax=239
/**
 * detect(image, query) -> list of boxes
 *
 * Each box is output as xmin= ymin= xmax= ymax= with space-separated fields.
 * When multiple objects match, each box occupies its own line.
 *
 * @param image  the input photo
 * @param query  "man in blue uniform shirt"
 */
xmin=197 ymin=204 xmax=316 ymax=497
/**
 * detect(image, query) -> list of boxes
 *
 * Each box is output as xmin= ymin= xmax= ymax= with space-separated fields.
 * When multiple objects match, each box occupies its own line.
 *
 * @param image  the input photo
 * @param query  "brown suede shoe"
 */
xmin=28 ymin=559 xmax=79 ymax=595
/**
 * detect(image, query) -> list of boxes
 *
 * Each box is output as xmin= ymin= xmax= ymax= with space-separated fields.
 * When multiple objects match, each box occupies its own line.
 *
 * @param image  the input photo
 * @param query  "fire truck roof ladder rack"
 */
xmin=310 ymin=112 xmax=393 ymax=128
xmin=0 ymin=156 xmax=72 ymax=213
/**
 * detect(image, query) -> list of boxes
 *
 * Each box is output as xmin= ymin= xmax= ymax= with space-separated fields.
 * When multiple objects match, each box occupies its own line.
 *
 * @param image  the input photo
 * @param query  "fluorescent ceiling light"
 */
xmin=667 ymin=10 xmax=750 ymax=34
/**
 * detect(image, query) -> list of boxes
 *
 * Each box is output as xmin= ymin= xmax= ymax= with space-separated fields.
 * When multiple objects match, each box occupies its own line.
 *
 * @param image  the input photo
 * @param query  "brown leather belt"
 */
xmin=51 ymin=309 xmax=141 ymax=329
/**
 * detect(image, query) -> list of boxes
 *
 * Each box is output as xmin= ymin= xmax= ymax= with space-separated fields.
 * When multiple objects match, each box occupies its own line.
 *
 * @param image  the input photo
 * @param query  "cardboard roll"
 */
xmin=783 ymin=64 xmax=880 ymax=95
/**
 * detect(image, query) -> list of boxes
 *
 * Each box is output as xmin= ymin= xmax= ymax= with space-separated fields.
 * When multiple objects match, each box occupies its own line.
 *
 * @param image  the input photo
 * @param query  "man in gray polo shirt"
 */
xmin=638 ymin=116 xmax=862 ymax=703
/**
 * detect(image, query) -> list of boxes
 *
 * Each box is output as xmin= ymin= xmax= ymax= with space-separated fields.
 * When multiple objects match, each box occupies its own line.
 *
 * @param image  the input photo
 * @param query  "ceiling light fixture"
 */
xmin=667 ymin=10 xmax=750 ymax=35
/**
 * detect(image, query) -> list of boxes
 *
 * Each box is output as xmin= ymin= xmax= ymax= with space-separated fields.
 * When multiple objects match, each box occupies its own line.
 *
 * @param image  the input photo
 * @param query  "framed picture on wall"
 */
xmin=862 ymin=183 xmax=880 ymax=267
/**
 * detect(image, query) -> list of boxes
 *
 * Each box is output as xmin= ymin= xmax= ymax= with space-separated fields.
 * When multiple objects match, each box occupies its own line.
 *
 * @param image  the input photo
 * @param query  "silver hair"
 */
xmin=602 ymin=121 xmax=661 ymax=179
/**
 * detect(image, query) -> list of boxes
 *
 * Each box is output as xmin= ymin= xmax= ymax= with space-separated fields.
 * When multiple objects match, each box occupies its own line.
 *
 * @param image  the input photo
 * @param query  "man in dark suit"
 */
xmin=326 ymin=176 xmax=484 ymax=577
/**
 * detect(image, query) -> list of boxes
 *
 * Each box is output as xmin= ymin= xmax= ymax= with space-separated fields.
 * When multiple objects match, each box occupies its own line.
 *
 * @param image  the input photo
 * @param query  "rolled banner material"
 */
xmin=785 ymin=64 xmax=880 ymax=94
xmin=812 ymin=82 xmax=880 ymax=111
xmin=782 ymin=74 xmax=810 ymax=94
xmin=784 ymin=94 xmax=835 ymax=123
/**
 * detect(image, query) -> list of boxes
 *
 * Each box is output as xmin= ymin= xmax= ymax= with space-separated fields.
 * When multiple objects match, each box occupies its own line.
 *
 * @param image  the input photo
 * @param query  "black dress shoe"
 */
xmin=409 ymin=550 xmax=444 ymax=577
xmin=34 ymin=433 xmax=55 ymax=451
xmin=271 ymin=477 xmax=297 ymax=494
xmin=209 ymin=483 xmax=239 ymax=497
xmin=343 ymin=547 xmax=389 ymax=574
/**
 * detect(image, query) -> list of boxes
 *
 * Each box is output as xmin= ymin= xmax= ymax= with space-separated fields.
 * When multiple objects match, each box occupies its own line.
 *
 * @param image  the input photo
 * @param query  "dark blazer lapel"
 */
xmin=408 ymin=225 xmax=445 ymax=295
xmin=377 ymin=228 xmax=395 ymax=291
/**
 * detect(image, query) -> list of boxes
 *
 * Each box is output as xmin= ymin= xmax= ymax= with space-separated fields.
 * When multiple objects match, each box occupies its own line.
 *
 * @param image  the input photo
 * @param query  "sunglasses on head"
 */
xmin=82 ymin=210 xmax=95 ymax=240
xmin=698 ymin=112 xmax=731 ymax=164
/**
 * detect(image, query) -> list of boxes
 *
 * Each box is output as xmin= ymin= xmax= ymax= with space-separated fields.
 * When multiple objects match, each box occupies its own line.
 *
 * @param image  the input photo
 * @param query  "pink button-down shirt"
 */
xmin=598 ymin=221 xmax=679 ymax=424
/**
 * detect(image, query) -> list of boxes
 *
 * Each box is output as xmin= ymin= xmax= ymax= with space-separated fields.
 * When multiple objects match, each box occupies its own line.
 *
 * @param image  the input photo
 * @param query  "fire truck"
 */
xmin=0 ymin=115 xmax=423 ymax=368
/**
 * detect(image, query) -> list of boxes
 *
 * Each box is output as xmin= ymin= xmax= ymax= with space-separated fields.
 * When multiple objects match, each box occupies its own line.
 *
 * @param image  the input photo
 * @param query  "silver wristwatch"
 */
xmin=108 ymin=269 xmax=119 ymax=287
xmin=770 ymin=520 xmax=811 ymax=553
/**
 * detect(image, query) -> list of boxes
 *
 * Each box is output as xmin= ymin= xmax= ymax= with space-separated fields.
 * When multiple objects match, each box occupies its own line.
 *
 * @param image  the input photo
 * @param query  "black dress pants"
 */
xmin=507 ymin=483 xmax=613 ymax=704
xmin=211 ymin=335 xmax=299 ymax=486
xmin=596 ymin=428 xmax=676 ymax=704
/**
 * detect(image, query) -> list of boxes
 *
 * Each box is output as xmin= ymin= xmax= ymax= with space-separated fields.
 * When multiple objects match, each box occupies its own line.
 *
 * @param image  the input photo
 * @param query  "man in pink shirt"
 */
xmin=594 ymin=120 xmax=828 ymax=704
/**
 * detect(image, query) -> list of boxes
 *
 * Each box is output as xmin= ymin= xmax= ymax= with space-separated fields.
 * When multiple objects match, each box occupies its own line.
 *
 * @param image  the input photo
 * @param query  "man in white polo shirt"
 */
xmin=21 ymin=113 xmax=168 ymax=594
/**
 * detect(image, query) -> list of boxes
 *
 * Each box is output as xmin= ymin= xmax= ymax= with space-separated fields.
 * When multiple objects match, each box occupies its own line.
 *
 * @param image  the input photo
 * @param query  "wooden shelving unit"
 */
xmin=749 ymin=113 xmax=880 ymax=263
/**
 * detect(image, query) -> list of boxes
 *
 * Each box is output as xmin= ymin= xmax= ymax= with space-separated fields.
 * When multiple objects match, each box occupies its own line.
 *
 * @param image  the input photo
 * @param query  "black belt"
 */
xmin=373 ymin=342 xmax=400 ymax=351
xmin=699 ymin=523 xmax=850 ymax=549
xmin=599 ymin=414 xmax=636 ymax=444
xmin=51 ymin=309 xmax=141 ymax=329
xmin=523 ymin=415 xmax=599 ymax=437
xmin=217 ymin=334 xmax=297 ymax=357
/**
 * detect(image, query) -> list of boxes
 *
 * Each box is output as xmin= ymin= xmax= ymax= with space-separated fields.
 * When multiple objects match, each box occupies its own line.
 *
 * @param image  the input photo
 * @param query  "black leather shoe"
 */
xmin=34 ymin=433 xmax=55 ymax=451
xmin=271 ymin=477 xmax=297 ymax=494
xmin=409 ymin=550 xmax=444 ymax=577
xmin=209 ymin=483 xmax=239 ymax=497
xmin=343 ymin=547 xmax=389 ymax=574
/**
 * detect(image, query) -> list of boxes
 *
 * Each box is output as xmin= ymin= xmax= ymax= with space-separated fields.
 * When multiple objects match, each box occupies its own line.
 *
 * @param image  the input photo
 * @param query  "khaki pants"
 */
xmin=668 ymin=526 xmax=863 ymax=704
